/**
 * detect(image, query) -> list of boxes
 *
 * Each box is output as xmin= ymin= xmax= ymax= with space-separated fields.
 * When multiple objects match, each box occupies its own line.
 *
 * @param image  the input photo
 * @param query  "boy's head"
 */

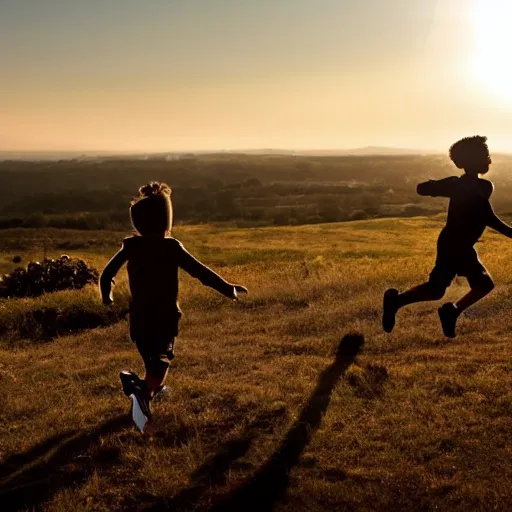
xmin=449 ymin=135 xmax=491 ymax=175
xmin=130 ymin=182 xmax=172 ymax=236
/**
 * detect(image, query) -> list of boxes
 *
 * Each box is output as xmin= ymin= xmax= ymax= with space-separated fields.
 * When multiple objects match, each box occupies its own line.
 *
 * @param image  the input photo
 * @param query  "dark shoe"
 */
xmin=120 ymin=371 xmax=151 ymax=418
xmin=120 ymin=371 xmax=151 ymax=433
xmin=382 ymin=288 xmax=399 ymax=333
xmin=120 ymin=371 xmax=143 ymax=397
xmin=438 ymin=303 xmax=459 ymax=338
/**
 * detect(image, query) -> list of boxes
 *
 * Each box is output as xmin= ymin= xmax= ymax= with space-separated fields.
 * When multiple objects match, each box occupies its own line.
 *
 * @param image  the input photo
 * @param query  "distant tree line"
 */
xmin=1 ymin=154 xmax=511 ymax=229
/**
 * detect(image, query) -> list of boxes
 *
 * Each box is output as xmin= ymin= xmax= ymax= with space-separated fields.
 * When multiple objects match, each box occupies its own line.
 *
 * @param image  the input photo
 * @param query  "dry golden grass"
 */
xmin=1 ymin=218 xmax=511 ymax=511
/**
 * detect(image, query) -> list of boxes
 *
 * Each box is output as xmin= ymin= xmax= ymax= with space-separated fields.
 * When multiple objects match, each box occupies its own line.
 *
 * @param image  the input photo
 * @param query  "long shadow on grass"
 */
xmin=209 ymin=333 xmax=364 ymax=512
xmin=134 ymin=407 xmax=288 ymax=511
xmin=0 ymin=414 xmax=132 ymax=512
xmin=131 ymin=435 xmax=254 ymax=512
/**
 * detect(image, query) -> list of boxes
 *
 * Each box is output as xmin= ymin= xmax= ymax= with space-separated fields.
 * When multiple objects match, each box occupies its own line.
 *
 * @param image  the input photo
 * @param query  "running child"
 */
xmin=382 ymin=135 xmax=512 ymax=337
xmin=100 ymin=182 xmax=247 ymax=425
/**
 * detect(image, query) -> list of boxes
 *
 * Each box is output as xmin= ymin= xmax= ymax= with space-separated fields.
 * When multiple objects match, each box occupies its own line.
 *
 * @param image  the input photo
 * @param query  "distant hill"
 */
xmin=217 ymin=147 xmax=439 ymax=157
xmin=333 ymin=146 xmax=438 ymax=156
xmin=0 ymin=147 xmax=439 ymax=161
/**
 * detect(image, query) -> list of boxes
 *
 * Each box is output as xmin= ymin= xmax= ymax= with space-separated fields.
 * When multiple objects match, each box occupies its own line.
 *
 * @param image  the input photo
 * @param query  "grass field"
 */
xmin=1 ymin=218 xmax=511 ymax=511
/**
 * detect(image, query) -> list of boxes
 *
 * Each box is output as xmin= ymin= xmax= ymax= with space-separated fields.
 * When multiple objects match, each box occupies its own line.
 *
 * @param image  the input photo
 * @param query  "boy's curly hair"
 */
xmin=130 ymin=181 xmax=172 ymax=236
xmin=449 ymin=136 xmax=490 ymax=170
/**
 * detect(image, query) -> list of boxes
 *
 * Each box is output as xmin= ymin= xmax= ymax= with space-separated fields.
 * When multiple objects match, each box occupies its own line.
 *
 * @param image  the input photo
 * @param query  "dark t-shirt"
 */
xmin=417 ymin=175 xmax=494 ymax=250
xmin=100 ymin=236 xmax=235 ymax=339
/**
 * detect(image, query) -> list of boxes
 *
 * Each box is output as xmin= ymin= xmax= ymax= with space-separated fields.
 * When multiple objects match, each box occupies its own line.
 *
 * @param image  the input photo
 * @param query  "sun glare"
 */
xmin=470 ymin=0 xmax=512 ymax=102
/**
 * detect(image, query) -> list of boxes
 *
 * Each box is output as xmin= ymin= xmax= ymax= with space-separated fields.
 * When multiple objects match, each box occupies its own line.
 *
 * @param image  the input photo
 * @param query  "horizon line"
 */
xmin=1 ymin=146 xmax=511 ymax=158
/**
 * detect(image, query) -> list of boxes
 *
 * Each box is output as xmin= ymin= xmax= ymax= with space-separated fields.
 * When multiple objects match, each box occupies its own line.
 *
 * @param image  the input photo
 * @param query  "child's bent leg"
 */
xmin=397 ymin=282 xmax=446 ymax=308
xmin=455 ymin=274 xmax=494 ymax=314
xmin=439 ymin=272 xmax=494 ymax=338
xmin=144 ymin=366 xmax=168 ymax=397
xmin=383 ymin=282 xmax=446 ymax=333
xmin=143 ymin=338 xmax=175 ymax=398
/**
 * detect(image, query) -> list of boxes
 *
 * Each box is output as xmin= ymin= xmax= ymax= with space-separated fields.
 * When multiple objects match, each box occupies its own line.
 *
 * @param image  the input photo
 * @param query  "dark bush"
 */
xmin=0 ymin=255 xmax=99 ymax=299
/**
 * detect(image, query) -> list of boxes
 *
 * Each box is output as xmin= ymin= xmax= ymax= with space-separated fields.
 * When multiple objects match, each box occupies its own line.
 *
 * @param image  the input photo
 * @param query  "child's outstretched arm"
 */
xmin=99 ymin=245 xmax=128 ymax=304
xmin=417 ymin=177 xmax=458 ymax=197
xmin=176 ymin=242 xmax=247 ymax=299
xmin=485 ymin=202 xmax=512 ymax=238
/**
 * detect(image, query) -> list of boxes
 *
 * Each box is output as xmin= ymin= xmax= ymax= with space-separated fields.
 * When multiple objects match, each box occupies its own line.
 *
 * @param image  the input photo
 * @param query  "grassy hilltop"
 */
xmin=1 ymin=218 xmax=511 ymax=511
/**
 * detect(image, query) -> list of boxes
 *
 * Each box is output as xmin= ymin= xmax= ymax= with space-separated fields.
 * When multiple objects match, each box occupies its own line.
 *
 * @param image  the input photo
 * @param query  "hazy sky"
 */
xmin=1 ymin=0 xmax=511 ymax=152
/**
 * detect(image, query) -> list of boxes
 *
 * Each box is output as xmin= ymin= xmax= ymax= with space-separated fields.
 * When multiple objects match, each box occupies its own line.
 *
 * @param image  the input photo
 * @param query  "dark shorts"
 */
xmin=429 ymin=246 xmax=491 ymax=290
xmin=135 ymin=336 xmax=176 ymax=375
xmin=129 ymin=310 xmax=181 ymax=375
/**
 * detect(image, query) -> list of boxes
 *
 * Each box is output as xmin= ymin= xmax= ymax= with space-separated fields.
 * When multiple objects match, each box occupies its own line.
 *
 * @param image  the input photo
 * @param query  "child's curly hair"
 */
xmin=449 ymin=136 xmax=490 ymax=171
xmin=130 ymin=182 xmax=172 ymax=236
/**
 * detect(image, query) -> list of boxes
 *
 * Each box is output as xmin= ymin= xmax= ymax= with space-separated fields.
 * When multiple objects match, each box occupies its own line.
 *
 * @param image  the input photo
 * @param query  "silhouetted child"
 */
xmin=100 ymin=182 xmax=247 ymax=425
xmin=382 ymin=136 xmax=512 ymax=337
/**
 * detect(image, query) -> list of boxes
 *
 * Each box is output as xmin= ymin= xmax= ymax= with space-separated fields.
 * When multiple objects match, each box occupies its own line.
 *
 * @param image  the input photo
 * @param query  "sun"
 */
xmin=470 ymin=0 xmax=512 ymax=102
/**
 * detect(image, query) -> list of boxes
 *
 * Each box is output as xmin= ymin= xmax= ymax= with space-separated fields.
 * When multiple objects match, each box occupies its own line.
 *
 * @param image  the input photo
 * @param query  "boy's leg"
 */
xmin=438 ymin=260 xmax=494 ymax=338
xmin=455 ymin=277 xmax=494 ymax=313
xmin=383 ymin=282 xmax=446 ymax=333
xmin=397 ymin=282 xmax=446 ymax=307
xmin=383 ymin=257 xmax=452 ymax=333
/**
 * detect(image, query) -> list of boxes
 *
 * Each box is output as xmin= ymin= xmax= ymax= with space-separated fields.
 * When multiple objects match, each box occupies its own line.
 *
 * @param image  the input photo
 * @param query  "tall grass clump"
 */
xmin=0 ymin=286 xmax=129 ymax=344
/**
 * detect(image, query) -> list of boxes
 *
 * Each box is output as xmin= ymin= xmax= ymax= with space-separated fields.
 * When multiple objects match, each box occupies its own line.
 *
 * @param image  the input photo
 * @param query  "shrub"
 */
xmin=0 ymin=255 xmax=99 ymax=299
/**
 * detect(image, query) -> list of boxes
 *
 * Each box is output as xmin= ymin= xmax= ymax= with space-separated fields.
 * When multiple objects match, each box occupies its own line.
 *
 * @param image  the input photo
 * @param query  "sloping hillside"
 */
xmin=1 ymin=219 xmax=511 ymax=511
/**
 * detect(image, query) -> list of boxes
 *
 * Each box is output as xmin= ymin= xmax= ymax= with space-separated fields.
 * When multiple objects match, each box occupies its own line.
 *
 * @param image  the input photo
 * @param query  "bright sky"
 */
xmin=1 ymin=0 xmax=511 ymax=152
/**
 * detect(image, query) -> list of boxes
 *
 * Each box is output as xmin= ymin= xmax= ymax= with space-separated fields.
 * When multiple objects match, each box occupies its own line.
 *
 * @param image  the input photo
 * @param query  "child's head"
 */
xmin=449 ymin=135 xmax=491 ymax=175
xmin=130 ymin=182 xmax=172 ymax=236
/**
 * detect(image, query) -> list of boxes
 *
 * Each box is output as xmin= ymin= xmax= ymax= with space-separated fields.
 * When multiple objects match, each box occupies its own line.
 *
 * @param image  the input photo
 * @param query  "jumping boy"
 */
xmin=382 ymin=135 xmax=512 ymax=337
xmin=100 ymin=182 xmax=247 ymax=427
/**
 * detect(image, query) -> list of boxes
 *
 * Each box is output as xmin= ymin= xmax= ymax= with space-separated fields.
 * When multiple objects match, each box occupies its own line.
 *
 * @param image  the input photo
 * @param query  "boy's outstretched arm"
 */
xmin=417 ymin=177 xmax=458 ymax=197
xmin=176 ymin=242 xmax=247 ymax=299
xmin=485 ymin=202 xmax=512 ymax=238
xmin=99 ymin=247 xmax=128 ymax=304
